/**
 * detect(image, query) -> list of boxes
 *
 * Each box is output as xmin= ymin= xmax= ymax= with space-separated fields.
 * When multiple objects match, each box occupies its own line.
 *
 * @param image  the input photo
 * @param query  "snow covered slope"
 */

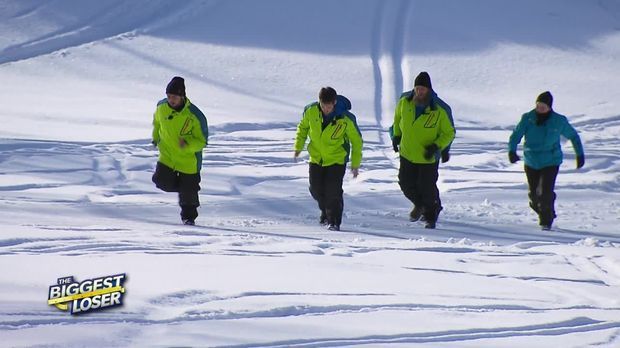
xmin=1 ymin=0 xmax=619 ymax=346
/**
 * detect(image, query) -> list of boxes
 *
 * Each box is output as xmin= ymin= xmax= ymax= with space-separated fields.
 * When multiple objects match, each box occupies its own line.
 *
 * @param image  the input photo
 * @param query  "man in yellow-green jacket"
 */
xmin=152 ymin=76 xmax=208 ymax=225
xmin=294 ymin=87 xmax=363 ymax=231
xmin=391 ymin=72 xmax=455 ymax=229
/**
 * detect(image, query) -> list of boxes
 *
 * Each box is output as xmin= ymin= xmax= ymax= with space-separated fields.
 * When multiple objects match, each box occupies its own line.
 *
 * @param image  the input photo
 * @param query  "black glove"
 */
xmin=392 ymin=136 xmax=401 ymax=153
xmin=441 ymin=150 xmax=450 ymax=163
xmin=424 ymin=143 xmax=439 ymax=160
xmin=576 ymin=154 xmax=585 ymax=169
xmin=509 ymin=151 xmax=520 ymax=163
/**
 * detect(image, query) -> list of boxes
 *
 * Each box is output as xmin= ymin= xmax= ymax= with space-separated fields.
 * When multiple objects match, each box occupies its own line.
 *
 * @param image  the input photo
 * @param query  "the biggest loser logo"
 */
xmin=48 ymin=274 xmax=126 ymax=314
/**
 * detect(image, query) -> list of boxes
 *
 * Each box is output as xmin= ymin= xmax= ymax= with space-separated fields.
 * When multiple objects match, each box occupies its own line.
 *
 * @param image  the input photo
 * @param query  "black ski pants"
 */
xmin=309 ymin=163 xmax=346 ymax=226
xmin=524 ymin=165 xmax=559 ymax=226
xmin=398 ymin=157 xmax=441 ymax=223
xmin=152 ymin=162 xmax=201 ymax=221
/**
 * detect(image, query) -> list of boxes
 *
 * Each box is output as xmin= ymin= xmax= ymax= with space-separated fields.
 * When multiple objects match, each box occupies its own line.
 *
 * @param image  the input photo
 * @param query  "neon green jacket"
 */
xmin=294 ymin=96 xmax=363 ymax=168
xmin=392 ymin=95 xmax=455 ymax=164
xmin=152 ymin=97 xmax=208 ymax=174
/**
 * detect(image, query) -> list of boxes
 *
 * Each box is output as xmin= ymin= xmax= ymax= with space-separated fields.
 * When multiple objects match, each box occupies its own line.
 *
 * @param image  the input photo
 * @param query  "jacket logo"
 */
xmin=424 ymin=112 xmax=439 ymax=128
xmin=331 ymin=122 xmax=347 ymax=139
xmin=180 ymin=118 xmax=192 ymax=135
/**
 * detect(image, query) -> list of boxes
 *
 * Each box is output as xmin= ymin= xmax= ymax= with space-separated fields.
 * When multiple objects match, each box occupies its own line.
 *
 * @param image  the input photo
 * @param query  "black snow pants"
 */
xmin=152 ymin=161 xmax=201 ymax=221
xmin=524 ymin=165 xmax=559 ymax=226
xmin=309 ymin=163 xmax=346 ymax=227
xmin=398 ymin=157 xmax=441 ymax=223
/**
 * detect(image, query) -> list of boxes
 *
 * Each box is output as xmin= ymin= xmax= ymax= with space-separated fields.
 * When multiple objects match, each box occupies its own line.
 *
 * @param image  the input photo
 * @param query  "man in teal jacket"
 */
xmin=294 ymin=87 xmax=363 ymax=231
xmin=508 ymin=91 xmax=584 ymax=230
xmin=391 ymin=72 xmax=455 ymax=229
xmin=152 ymin=76 xmax=208 ymax=225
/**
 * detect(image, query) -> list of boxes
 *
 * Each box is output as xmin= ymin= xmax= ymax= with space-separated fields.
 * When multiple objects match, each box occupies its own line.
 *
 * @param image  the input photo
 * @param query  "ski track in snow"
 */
xmin=0 ymin=0 xmax=215 ymax=65
xmin=1 ymin=122 xmax=620 ymax=346
xmin=1 ymin=123 xmax=619 ymax=253
xmin=219 ymin=319 xmax=620 ymax=348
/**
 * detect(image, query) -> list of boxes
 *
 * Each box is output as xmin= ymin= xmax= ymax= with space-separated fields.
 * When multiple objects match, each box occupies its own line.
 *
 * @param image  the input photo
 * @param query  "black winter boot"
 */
xmin=319 ymin=211 xmax=328 ymax=225
xmin=409 ymin=206 xmax=424 ymax=222
xmin=425 ymin=221 xmax=436 ymax=229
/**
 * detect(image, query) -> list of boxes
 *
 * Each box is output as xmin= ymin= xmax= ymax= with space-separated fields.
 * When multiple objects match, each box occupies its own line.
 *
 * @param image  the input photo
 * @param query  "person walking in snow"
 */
xmin=151 ymin=76 xmax=209 ymax=225
xmin=294 ymin=87 xmax=363 ymax=231
xmin=391 ymin=74 xmax=456 ymax=221
xmin=390 ymin=72 xmax=455 ymax=229
xmin=508 ymin=91 xmax=584 ymax=230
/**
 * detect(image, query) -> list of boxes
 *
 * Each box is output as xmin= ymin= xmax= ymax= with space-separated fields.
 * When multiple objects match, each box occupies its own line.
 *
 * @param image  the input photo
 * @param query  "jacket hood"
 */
xmin=335 ymin=95 xmax=351 ymax=113
xmin=323 ymin=95 xmax=352 ymax=120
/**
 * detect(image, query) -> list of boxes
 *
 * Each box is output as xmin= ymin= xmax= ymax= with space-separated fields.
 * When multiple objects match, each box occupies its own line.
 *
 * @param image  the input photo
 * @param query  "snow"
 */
xmin=1 ymin=0 xmax=620 ymax=347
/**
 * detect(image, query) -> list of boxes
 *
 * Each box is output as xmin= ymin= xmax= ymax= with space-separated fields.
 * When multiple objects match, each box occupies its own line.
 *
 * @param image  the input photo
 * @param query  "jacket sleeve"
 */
xmin=182 ymin=109 xmax=208 ymax=153
xmin=346 ymin=116 xmax=363 ymax=168
xmin=183 ymin=119 xmax=207 ymax=153
xmin=560 ymin=117 xmax=584 ymax=157
xmin=434 ymin=110 xmax=455 ymax=150
xmin=294 ymin=110 xmax=310 ymax=151
xmin=391 ymin=99 xmax=403 ymax=138
xmin=152 ymin=110 xmax=160 ymax=145
xmin=508 ymin=114 xmax=528 ymax=152
xmin=443 ymin=103 xmax=455 ymax=152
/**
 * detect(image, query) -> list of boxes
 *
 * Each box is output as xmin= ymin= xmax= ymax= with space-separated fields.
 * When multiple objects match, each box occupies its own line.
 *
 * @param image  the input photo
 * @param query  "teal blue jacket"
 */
xmin=509 ymin=110 xmax=584 ymax=169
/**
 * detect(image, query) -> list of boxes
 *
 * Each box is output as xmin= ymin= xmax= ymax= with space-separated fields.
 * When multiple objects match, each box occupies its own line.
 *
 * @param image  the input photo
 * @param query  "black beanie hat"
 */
xmin=166 ymin=76 xmax=186 ymax=97
xmin=414 ymin=72 xmax=432 ymax=90
xmin=536 ymin=91 xmax=553 ymax=108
